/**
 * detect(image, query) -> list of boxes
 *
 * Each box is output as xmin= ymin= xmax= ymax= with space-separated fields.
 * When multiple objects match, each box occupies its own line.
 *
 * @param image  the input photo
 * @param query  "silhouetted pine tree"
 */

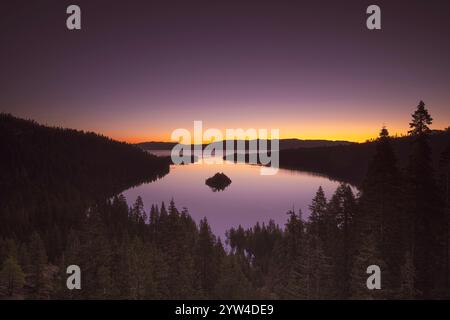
xmin=307 ymin=187 xmax=336 ymax=298
xmin=408 ymin=101 xmax=433 ymax=136
xmin=28 ymin=232 xmax=50 ymax=298
xmin=226 ymin=225 xmax=247 ymax=256
xmin=308 ymin=186 xmax=328 ymax=241
xmin=303 ymin=232 xmax=335 ymax=299
xmin=405 ymin=101 xmax=446 ymax=297
xmin=131 ymin=196 xmax=147 ymax=238
xmin=398 ymin=251 xmax=419 ymax=299
xmin=327 ymin=183 xmax=356 ymax=299
xmin=195 ymin=218 xmax=219 ymax=297
xmin=127 ymin=237 xmax=157 ymax=299
xmin=214 ymin=254 xmax=252 ymax=299
xmin=350 ymin=231 xmax=387 ymax=299
xmin=356 ymin=126 xmax=405 ymax=296
xmin=0 ymin=255 xmax=26 ymax=297
xmin=55 ymin=229 xmax=82 ymax=299
xmin=275 ymin=209 xmax=308 ymax=299
xmin=149 ymin=204 xmax=159 ymax=242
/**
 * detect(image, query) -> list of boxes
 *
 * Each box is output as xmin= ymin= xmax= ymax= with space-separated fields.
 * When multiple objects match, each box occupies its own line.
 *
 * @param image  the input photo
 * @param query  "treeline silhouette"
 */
xmin=0 ymin=114 xmax=169 ymax=261
xmin=279 ymin=127 xmax=450 ymax=186
xmin=1 ymin=196 xmax=254 ymax=299
xmin=226 ymin=102 xmax=450 ymax=299
xmin=1 ymin=101 xmax=450 ymax=299
xmin=137 ymin=139 xmax=353 ymax=152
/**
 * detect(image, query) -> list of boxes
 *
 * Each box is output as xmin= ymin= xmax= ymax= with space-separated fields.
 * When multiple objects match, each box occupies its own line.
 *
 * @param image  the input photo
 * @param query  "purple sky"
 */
xmin=1 ymin=0 xmax=450 ymax=142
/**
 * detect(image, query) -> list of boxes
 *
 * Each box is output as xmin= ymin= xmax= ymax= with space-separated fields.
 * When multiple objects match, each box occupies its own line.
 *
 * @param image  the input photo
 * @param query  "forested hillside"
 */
xmin=0 ymin=114 xmax=169 ymax=260
xmin=279 ymin=129 xmax=450 ymax=185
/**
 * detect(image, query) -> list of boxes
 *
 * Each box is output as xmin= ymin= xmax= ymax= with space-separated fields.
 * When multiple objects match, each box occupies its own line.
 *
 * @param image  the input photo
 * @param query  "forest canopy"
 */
xmin=1 ymin=103 xmax=450 ymax=299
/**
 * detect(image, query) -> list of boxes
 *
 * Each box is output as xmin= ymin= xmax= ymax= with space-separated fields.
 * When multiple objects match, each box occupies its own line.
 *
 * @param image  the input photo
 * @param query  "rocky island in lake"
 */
xmin=205 ymin=172 xmax=232 ymax=192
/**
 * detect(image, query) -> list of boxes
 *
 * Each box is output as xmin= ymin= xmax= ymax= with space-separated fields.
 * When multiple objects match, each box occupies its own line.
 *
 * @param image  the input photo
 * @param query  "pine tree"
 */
xmin=0 ymin=238 xmax=19 ymax=263
xmin=282 ymin=253 xmax=308 ymax=299
xmin=284 ymin=209 xmax=305 ymax=258
xmin=77 ymin=216 xmax=115 ymax=299
xmin=408 ymin=101 xmax=433 ymax=136
xmin=156 ymin=202 xmax=169 ymax=246
xmin=226 ymin=225 xmax=247 ymax=256
xmin=127 ymin=237 xmax=156 ymax=299
xmin=0 ymin=256 xmax=26 ymax=296
xmin=350 ymin=232 xmax=387 ymax=299
xmin=328 ymin=183 xmax=356 ymax=298
xmin=54 ymin=229 xmax=82 ymax=299
xmin=149 ymin=204 xmax=159 ymax=241
xmin=111 ymin=236 xmax=132 ymax=298
xmin=357 ymin=126 xmax=404 ymax=295
xmin=406 ymin=101 xmax=446 ymax=297
xmin=307 ymin=187 xmax=336 ymax=298
xmin=28 ymin=232 xmax=49 ymax=297
xmin=157 ymin=200 xmax=198 ymax=298
xmin=398 ymin=251 xmax=419 ymax=299
xmin=195 ymin=218 xmax=219 ymax=297
xmin=214 ymin=255 xmax=252 ymax=299
xmin=275 ymin=209 xmax=309 ymax=299
xmin=309 ymin=186 xmax=327 ymax=239
xmin=304 ymin=231 xmax=335 ymax=299
xmin=131 ymin=196 xmax=146 ymax=224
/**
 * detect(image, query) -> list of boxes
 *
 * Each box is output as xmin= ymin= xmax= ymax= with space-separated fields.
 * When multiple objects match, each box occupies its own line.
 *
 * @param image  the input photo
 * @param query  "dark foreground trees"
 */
xmin=0 ymin=197 xmax=255 ymax=299
xmin=1 ymin=102 xmax=449 ymax=299
xmin=224 ymin=101 xmax=450 ymax=299
xmin=404 ymin=102 xmax=446 ymax=298
xmin=0 ymin=256 xmax=26 ymax=296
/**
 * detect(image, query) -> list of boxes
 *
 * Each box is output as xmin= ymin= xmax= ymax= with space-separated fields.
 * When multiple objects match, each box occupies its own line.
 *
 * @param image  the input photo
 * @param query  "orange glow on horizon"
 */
xmin=113 ymin=130 xmax=409 ymax=144
xmin=98 ymin=118 xmax=450 ymax=145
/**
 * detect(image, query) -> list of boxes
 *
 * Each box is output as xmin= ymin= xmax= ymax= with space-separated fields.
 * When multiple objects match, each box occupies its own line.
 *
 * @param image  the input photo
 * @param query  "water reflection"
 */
xmin=124 ymin=153 xmax=347 ymax=239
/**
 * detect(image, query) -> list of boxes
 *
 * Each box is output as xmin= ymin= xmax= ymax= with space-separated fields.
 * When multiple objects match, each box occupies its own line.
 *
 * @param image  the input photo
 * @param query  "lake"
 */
xmin=123 ymin=151 xmax=347 ymax=239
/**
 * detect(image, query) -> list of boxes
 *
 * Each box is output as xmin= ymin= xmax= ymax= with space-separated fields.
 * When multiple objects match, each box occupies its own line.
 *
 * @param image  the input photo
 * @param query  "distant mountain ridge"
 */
xmin=136 ymin=138 xmax=354 ymax=151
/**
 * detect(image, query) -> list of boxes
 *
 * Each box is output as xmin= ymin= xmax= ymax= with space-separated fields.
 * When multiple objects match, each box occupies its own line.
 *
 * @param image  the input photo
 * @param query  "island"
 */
xmin=205 ymin=172 xmax=232 ymax=192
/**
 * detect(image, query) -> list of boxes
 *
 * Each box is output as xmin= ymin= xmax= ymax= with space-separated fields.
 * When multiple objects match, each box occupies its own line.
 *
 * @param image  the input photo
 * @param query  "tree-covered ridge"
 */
xmin=279 ymin=125 xmax=450 ymax=186
xmin=0 ymin=113 xmax=169 ymax=259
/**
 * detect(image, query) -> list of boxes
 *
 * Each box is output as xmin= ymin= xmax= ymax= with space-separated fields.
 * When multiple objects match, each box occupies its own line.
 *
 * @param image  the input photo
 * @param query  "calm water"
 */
xmin=123 ymin=152 xmax=346 ymax=239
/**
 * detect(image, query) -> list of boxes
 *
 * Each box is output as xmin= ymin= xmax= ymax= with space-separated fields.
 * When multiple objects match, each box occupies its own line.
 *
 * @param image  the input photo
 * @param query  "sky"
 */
xmin=1 ymin=0 xmax=450 ymax=143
